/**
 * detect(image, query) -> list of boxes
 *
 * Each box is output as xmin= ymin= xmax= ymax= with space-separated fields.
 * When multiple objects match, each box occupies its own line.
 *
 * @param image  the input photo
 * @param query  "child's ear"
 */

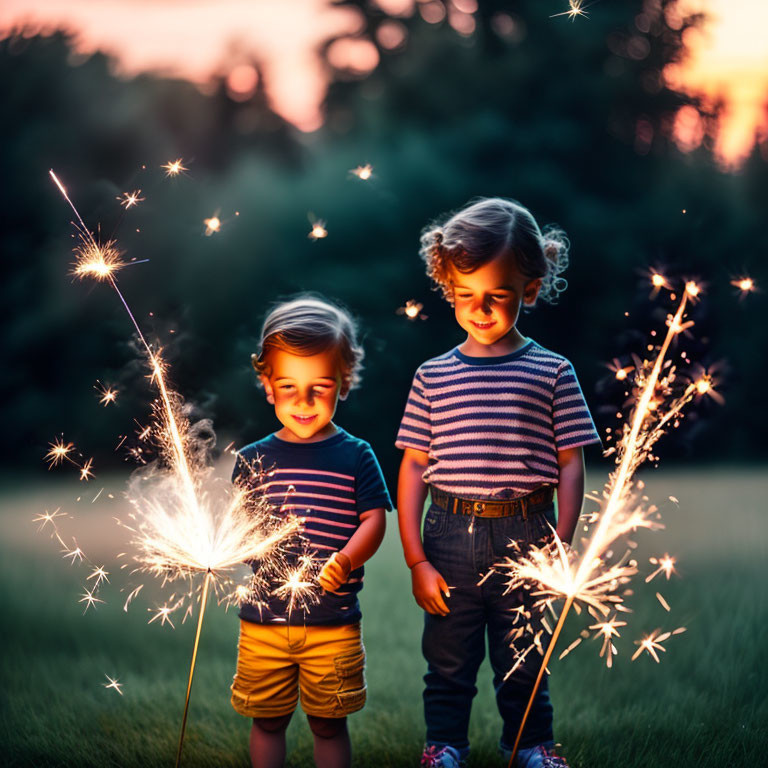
xmin=523 ymin=278 xmax=543 ymax=306
xmin=260 ymin=375 xmax=275 ymax=405
xmin=338 ymin=378 xmax=350 ymax=401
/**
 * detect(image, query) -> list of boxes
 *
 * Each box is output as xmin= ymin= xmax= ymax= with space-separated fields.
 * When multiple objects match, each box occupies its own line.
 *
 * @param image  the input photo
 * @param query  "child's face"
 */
xmin=448 ymin=254 xmax=541 ymax=347
xmin=260 ymin=348 xmax=343 ymax=441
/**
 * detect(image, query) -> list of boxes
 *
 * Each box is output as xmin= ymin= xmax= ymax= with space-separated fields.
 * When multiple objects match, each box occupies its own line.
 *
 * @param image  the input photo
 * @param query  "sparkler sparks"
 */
xmin=79 ymin=587 xmax=105 ymax=613
xmin=79 ymin=458 xmax=95 ymax=482
xmin=501 ymin=283 xmax=703 ymax=764
xmin=350 ymin=164 xmax=373 ymax=180
xmin=96 ymin=382 xmax=119 ymax=406
xmin=72 ymin=237 xmax=126 ymax=281
xmin=118 ymin=190 xmax=144 ymax=209
xmin=33 ymin=508 xmax=66 ymax=531
xmin=646 ymin=554 xmax=677 ymax=583
xmin=88 ymin=566 xmax=110 ymax=586
xmin=551 ymin=1 xmax=590 ymax=21
xmin=588 ymin=614 xmax=627 ymax=668
xmin=397 ymin=299 xmax=427 ymax=321
xmin=731 ymin=276 xmax=756 ymax=297
xmin=162 ymin=158 xmax=188 ymax=177
xmin=308 ymin=219 xmax=328 ymax=240
xmin=631 ymin=628 xmax=686 ymax=662
xmin=45 ymin=438 xmax=76 ymax=468
xmin=203 ymin=215 xmax=221 ymax=236
xmin=50 ymin=169 xmax=316 ymax=768
xmin=103 ymin=675 xmax=124 ymax=695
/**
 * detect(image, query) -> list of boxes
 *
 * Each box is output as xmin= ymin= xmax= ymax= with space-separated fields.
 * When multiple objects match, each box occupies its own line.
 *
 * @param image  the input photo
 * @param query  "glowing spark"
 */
xmin=551 ymin=0 xmax=590 ymax=21
xmin=397 ymin=299 xmax=427 ymax=321
xmin=72 ymin=238 xmax=126 ymax=281
xmin=79 ymin=587 xmax=105 ymax=612
xmin=103 ymin=675 xmax=124 ymax=695
xmin=33 ymin=508 xmax=66 ymax=531
xmin=162 ymin=158 xmax=188 ymax=177
xmin=607 ymin=358 xmax=633 ymax=381
xmin=96 ymin=382 xmax=119 ymax=406
xmin=588 ymin=615 xmax=627 ymax=668
xmin=88 ymin=566 xmax=110 ymax=586
xmin=63 ymin=546 xmax=85 ymax=564
xmin=648 ymin=270 xmax=671 ymax=298
xmin=118 ymin=190 xmax=144 ymax=209
xmin=350 ymin=164 xmax=373 ymax=180
xmin=656 ymin=592 xmax=671 ymax=612
xmin=148 ymin=604 xmax=176 ymax=628
xmin=45 ymin=438 xmax=75 ymax=468
xmin=631 ymin=628 xmax=685 ymax=662
xmin=731 ymin=277 xmax=756 ymax=296
xmin=645 ymin=554 xmax=677 ymax=583
xmin=79 ymin=458 xmax=95 ymax=482
xmin=685 ymin=281 xmax=701 ymax=299
xmin=204 ymin=216 xmax=221 ymax=236
xmin=308 ymin=220 xmax=328 ymax=241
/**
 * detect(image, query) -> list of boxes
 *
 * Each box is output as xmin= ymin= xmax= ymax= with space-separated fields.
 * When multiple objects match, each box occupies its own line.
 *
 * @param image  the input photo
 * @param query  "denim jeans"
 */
xmin=422 ymin=501 xmax=556 ymax=757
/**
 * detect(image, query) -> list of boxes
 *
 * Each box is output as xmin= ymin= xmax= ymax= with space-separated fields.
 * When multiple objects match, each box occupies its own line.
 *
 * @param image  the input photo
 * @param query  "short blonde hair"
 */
xmin=420 ymin=197 xmax=569 ymax=305
xmin=252 ymin=295 xmax=364 ymax=394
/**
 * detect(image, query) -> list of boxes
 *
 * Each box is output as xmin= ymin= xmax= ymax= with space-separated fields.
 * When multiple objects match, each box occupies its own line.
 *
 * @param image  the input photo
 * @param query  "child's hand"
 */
xmin=317 ymin=552 xmax=352 ymax=592
xmin=411 ymin=561 xmax=450 ymax=616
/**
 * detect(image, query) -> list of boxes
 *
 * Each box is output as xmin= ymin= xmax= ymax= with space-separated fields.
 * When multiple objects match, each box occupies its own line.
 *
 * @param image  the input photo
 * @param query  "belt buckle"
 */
xmin=473 ymin=501 xmax=485 ymax=516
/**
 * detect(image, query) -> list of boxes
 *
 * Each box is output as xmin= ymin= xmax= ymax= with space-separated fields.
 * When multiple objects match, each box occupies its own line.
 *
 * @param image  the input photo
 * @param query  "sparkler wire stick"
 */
xmin=506 ymin=288 xmax=693 ymax=767
xmin=175 ymin=569 xmax=212 ymax=768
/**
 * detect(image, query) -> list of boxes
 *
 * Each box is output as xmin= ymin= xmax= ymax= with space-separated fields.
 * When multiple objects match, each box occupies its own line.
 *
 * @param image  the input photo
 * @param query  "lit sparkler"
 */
xmin=551 ymin=1 xmax=590 ymax=21
xmin=45 ymin=437 xmax=76 ymax=469
xmin=49 ymin=170 xmax=314 ymax=767
xmin=502 ymin=281 xmax=703 ymax=765
xmin=162 ymin=158 xmax=188 ymax=177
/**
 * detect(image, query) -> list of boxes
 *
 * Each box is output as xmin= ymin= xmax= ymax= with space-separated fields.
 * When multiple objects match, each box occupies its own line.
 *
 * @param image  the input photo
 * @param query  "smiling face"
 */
xmin=449 ymin=253 xmax=542 ymax=355
xmin=260 ymin=348 xmax=344 ymax=442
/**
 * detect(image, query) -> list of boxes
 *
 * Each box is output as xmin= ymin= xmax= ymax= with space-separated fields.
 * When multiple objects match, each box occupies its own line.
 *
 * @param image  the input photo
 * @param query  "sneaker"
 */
xmin=420 ymin=744 xmax=463 ymax=768
xmin=514 ymin=743 xmax=569 ymax=768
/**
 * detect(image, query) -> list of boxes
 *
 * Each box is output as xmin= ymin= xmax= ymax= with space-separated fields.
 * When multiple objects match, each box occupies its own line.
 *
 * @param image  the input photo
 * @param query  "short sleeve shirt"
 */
xmin=233 ymin=427 xmax=391 ymax=625
xmin=396 ymin=341 xmax=601 ymax=499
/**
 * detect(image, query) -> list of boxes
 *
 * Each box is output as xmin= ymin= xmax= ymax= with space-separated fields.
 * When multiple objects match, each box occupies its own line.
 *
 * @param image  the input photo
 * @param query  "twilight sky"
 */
xmin=2 ymin=0 xmax=766 ymax=164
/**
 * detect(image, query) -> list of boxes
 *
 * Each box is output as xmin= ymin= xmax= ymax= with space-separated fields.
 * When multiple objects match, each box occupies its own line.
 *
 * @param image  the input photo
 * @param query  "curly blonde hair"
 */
xmin=252 ymin=295 xmax=364 ymax=395
xmin=419 ymin=197 xmax=569 ymax=305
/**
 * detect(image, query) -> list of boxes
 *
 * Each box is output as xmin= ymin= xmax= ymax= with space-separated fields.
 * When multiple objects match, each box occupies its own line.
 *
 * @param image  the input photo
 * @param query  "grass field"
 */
xmin=1 ymin=467 xmax=766 ymax=767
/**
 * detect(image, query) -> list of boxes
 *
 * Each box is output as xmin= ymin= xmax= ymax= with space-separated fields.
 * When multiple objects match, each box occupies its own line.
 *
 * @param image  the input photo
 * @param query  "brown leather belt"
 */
xmin=430 ymin=486 xmax=554 ymax=519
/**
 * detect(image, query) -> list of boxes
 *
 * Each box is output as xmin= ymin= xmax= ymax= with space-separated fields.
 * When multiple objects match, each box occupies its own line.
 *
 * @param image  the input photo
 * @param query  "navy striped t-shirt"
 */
xmin=233 ymin=427 xmax=391 ymax=625
xmin=396 ymin=341 xmax=601 ymax=500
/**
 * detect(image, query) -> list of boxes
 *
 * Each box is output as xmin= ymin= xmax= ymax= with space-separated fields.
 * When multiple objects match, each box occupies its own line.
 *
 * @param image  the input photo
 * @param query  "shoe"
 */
xmin=513 ymin=742 xmax=569 ymax=768
xmin=420 ymin=744 xmax=463 ymax=767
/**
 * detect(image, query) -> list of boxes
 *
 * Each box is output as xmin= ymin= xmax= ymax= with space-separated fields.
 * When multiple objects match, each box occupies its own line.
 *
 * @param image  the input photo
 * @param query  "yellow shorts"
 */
xmin=231 ymin=620 xmax=366 ymax=719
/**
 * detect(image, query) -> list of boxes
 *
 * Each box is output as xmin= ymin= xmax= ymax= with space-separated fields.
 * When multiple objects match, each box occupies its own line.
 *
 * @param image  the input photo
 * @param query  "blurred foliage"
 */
xmin=1 ymin=0 xmax=766 ymax=490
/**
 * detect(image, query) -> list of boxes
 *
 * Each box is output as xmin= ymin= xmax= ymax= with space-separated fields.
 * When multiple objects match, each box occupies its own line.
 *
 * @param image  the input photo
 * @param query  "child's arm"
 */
xmin=555 ymin=446 xmax=586 ymax=545
xmin=317 ymin=507 xmax=386 ymax=591
xmin=398 ymin=448 xmax=450 ymax=616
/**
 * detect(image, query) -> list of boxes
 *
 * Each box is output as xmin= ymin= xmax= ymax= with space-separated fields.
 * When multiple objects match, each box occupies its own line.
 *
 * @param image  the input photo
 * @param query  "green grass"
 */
xmin=1 ymin=468 xmax=766 ymax=767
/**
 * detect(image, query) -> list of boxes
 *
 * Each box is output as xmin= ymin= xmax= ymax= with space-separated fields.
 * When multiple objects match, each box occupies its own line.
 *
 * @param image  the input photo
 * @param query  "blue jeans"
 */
xmin=422 ymin=501 xmax=556 ymax=757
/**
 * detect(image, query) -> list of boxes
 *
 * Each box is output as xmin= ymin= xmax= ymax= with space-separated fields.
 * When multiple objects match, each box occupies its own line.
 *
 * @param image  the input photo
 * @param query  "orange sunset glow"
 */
xmin=665 ymin=0 xmax=768 ymax=167
xmin=1 ymin=0 xmax=766 ymax=164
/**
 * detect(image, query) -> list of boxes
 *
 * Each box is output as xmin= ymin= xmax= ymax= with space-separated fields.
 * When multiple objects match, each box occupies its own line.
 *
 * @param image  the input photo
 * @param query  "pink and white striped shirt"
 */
xmin=396 ymin=341 xmax=600 ymax=500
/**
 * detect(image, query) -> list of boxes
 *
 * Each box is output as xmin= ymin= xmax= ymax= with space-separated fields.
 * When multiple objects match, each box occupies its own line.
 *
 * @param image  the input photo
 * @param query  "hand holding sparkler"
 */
xmin=317 ymin=551 xmax=352 ymax=592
